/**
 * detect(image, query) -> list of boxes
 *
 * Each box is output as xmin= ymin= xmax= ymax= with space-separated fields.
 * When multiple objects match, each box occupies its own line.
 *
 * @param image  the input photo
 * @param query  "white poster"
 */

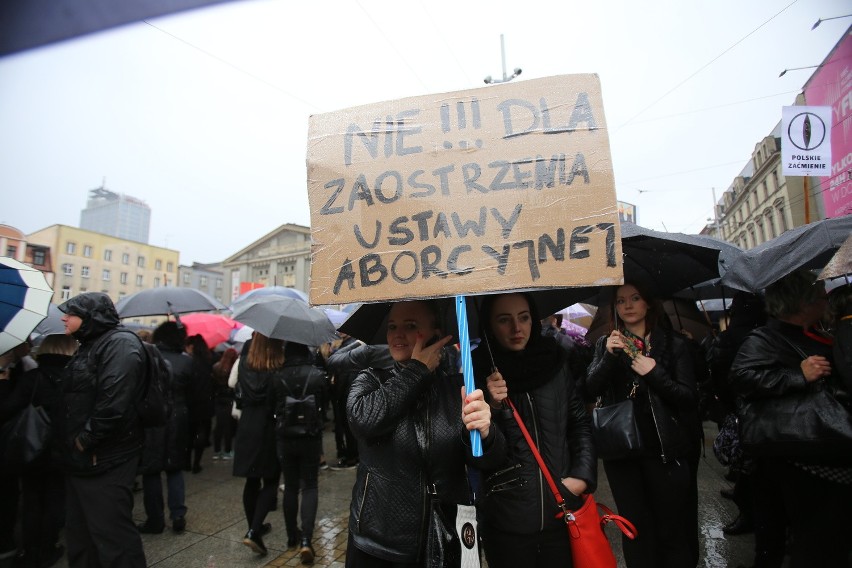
xmin=781 ymin=106 xmax=832 ymax=176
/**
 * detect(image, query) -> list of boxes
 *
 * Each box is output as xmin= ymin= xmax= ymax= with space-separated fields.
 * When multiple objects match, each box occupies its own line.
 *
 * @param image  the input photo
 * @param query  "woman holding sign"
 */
xmin=585 ymin=282 xmax=700 ymax=568
xmin=472 ymin=292 xmax=597 ymax=568
xmin=345 ymin=300 xmax=504 ymax=567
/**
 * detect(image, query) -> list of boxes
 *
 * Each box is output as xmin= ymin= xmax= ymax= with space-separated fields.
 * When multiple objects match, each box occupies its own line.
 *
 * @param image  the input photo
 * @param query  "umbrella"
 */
xmin=321 ymin=307 xmax=350 ymax=328
xmin=180 ymin=313 xmax=242 ymax=349
xmin=338 ymin=288 xmax=597 ymax=345
xmin=230 ymin=296 xmax=337 ymax=346
xmin=231 ymin=325 xmax=254 ymax=344
xmin=818 ymin=233 xmax=852 ymax=281
xmin=116 ymin=287 xmax=227 ymax=318
xmin=229 ymin=286 xmax=308 ymax=310
xmin=30 ymin=303 xmax=65 ymax=341
xmin=721 ymin=215 xmax=852 ymax=293
xmin=0 ymin=257 xmax=53 ymax=355
xmin=619 ymin=222 xmax=724 ymax=297
xmin=557 ymin=303 xmax=596 ymax=329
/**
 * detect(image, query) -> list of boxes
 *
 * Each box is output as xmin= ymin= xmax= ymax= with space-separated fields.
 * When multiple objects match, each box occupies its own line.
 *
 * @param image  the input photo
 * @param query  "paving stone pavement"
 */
xmin=35 ymin=422 xmax=753 ymax=567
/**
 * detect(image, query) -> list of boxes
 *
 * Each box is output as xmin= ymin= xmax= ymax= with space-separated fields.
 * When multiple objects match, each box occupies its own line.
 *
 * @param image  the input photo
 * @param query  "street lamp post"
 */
xmin=484 ymin=34 xmax=522 ymax=84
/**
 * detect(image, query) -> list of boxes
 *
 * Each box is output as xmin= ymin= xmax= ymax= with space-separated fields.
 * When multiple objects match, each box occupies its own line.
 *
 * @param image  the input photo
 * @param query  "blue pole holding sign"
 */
xmin=455 ymin=295 xmax=482 ymax=457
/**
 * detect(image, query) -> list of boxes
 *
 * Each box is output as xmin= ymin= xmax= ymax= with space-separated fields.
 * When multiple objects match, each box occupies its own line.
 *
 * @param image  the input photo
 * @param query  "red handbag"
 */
xmin=507 ymin=398 xmax=637 ymax=568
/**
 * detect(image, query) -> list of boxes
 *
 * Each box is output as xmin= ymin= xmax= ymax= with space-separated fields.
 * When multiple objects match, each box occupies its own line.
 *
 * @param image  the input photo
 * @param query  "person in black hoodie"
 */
xmin=472 ymin=292 xmax=597 ymax=568
xmin=585 ymin=282 xmax=700 ymax=568
xmin=57 ymin=292 xmax=147 ymax=568
xmin=0 ymin=334 xmax=77 ymax=568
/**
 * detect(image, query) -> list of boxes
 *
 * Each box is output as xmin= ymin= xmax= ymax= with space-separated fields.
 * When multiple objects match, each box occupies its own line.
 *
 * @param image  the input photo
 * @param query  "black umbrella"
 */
xmin=619 ymin=222 xmax=723 ymax=297
xmin=115 ymin=287 xmax=227 ymax=318
xmin=230 ymin=296 xmax=337 ymax=346
xmin=585 ymin=297 xmax=713 ymax=344
xmin=720 ymin=215 xmax=852 ymax=293
xmin=337 ymin=287 xmax=598 ymax=345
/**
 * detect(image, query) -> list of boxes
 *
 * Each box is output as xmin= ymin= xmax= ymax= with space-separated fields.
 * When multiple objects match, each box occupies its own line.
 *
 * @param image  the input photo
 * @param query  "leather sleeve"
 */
xmin=642 ymin=335 xmax=697 ymax=408
xmin=730 ymin=331 xmax=807 ymax=400
xmin=584 ymin=335 xmax=619 ymax=399
xmin=564 ymin=373 xmax=597 ymax=491
xmin=347 ymin=362 xmax=432 ymax=440
xmin=78 ymin=332 xmax=144 ymax=450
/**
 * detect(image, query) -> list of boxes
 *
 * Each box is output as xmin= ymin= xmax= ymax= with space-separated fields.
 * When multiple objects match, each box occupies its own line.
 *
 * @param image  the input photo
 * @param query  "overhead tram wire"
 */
xmin=614 ymin=0 xmax=800 ymax=133
xmin=141 ymin=20 xmax=321 ymax=111
xmin=417 ymin=0 xmax=474 ymax=86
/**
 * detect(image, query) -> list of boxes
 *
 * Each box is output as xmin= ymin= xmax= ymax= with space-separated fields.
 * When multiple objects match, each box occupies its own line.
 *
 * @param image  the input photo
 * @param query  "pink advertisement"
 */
xmin=804 ymin=30 xmax=852 ymax=218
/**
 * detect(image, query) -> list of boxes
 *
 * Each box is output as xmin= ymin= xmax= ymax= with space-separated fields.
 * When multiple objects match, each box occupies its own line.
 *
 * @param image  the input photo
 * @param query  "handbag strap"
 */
xmin=506 ymin=397 xmax=638 ymax=539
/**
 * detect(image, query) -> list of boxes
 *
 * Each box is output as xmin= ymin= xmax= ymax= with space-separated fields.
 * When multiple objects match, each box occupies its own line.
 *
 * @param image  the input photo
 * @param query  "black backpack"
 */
xmin=90 ymin=329 xmax=171 ymax=429
xmin=275 ymin=368 xmax=322 ymax=438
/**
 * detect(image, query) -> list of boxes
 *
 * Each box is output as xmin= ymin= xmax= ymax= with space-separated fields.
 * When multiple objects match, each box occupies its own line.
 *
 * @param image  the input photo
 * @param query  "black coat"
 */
xmin=270 ymin=354 xmax=327 ymax=439
xmin=476 ymin=356 xmax=597 ymax=535
xmin=346 ymin=361 xmax=506 ymax=564
xmin=232 ymin=358 xmax=280 ymax=479
xmin=58 ymin=293 xmax=145 ymax=476
xmin=138 ymin=345 xmax=191 ymax=474
xmin=586 ymin=328 xmax=700 ymax=463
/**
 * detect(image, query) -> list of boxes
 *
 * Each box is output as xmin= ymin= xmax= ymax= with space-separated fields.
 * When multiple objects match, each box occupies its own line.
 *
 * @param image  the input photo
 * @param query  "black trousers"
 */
xmin=65 ymin=457 xmax=146 ymax=568
xmin=481 ymin=524 xmax=570 ymax=568
xmin=278 ymin=436 xmax=321 ymax=541
xmin=213 ymin=400 xmax=234 ymax=453
xmin=603 ymin=456 xmax=697 ymax=568
xmin=242 ymin=476 xmax=278 ymax=534
xmin=332 ymin=374 xmax=358 ymax=462
xmin=21 ymin=468 xmax=65 ymax=557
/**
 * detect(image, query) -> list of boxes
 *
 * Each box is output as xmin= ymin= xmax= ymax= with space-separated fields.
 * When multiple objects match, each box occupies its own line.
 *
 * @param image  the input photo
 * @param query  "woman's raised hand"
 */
xmin=461 ymin=387 xmax=491 ymax=439
xmin=485 ymin=370 xmax=507 ymax=408
xmin=411 ymin=333 xmax=453 ymax=371
xmin=606 ymin=330 xmax=626 ymax=354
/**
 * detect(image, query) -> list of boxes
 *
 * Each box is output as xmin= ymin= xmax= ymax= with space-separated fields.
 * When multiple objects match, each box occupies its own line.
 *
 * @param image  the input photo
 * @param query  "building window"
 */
xmin=200 ymin=276 xmax=208 ymax=287
xmin=66 ymin=242 xmax=76 ymax=254
xmin=61 ymin=286 xmax=71 ymax=301
xmin=154 ymin=259 xmax=162 ymax=270
xmin=183 ymin=273 xmax=191 ymax=285
xmin=167 ymin=262 xmax=174 ymax=272
xmin=120 ymin=272 xmax=128 ymax=285
xmin=122 ymin=253 xmax=130 ymax=265
xmin=118 ymin=292 xmax=126 ymax=300
xmin=766 ymin=211 xmax=777 ymax=239
xmin=62 ymin=263 xmax=73 ymax=276
xmin=81 ymin=266 xmax=90 ymax=278
xmin=104 ymin=249 xmax=112 ymax=261
xmin=33 ymin=250 xmax=46 ymax=265
xmin=775 ymin=200 xmax=788 ymax=232
xmin=6 ymin=245 xmax=16 ymax=257
xmin=216 ymin=278 xmax=223 ymax=289
xmin=136 ymin=275 xmax=144 ymax=286
xmin=137 ymin=256 xmax=145 ymax=268
xmin=755 ymin=219 xmax=765 ymax=244
xmin=83 ymin=245 xmax=93 ymax=258
xmin=102 ymin=269 xmax=110 ymax=281
xmin=771 ymin=170 xmax=779 ymax=192
xmin=154 ymin=277 xmax=161 ymax=287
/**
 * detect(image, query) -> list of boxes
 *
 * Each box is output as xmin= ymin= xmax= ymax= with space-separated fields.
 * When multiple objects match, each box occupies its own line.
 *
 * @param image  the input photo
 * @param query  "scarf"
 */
xmin=619 ymin=327 xmax=651 ymax=358
xmin=472 ymin=333 xmax=565 ymax=396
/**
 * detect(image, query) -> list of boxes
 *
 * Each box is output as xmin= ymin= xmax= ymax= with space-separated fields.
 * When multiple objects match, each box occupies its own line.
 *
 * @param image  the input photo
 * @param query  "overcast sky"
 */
xmin=0 ymin=0 xmax=848 ymax=265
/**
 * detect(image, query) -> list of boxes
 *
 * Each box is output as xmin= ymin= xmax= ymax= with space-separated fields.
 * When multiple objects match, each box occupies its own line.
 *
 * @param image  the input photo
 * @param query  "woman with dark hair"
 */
xmin=0 ymin=334 xmax=77 ymax=568
xmin=271 ymin=341 xmax=327 ymax=564
xmin=471 ymin=292 xmax=596 ymax=568
xmin=345 ymin=300 xmax=503 ymax=567
xmin=212 ymin=347 xmax=238 ymax=460
xmin=185 ymin=334 xmax=214 ymax=473
xmin=233 ymin=333 xmax=283 ymax=556
xmin=731 ymin=270 xmax=852 ymax=568
xmin=585 ymin=282 xmax=700 ymax=568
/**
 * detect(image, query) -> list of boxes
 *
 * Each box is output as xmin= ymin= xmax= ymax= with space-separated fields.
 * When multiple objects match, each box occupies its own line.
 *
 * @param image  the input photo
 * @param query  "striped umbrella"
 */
xmin=0 ymin=257 xmax=53 ymax=355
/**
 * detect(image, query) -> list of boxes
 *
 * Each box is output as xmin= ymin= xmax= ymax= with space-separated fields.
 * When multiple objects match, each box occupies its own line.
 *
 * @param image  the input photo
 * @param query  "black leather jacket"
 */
xmin=586 ymin=329 xmax=700 ymax=463
xmin=346 ymin=361 xmax=506 ymax=564
xmin=59 ymin=293 xmax=145 ymax=476
xmin=478 ymin=358 xmax=597 ymax=534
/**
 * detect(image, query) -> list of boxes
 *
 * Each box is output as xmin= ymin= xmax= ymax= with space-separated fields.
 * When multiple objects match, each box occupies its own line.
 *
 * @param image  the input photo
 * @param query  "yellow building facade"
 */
xmin=27 ymin=224 xmax=180 ymax=305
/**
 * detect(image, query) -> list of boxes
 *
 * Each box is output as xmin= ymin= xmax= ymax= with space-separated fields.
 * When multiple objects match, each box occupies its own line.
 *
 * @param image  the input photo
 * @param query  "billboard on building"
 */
xmin=617 ymin=201 xmax=637 ymax=224
xmin=804 ymin=29 xmax=852 ymax=218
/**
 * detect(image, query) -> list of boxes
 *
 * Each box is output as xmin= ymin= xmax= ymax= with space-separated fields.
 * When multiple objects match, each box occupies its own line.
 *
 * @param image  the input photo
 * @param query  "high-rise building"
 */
xmin=79 ymin=185 xmax=151 ymax=244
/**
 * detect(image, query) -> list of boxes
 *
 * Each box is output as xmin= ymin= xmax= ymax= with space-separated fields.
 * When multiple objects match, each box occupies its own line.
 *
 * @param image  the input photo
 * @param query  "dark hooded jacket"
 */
xmin=58 ymin=293 xmax=145 ymax=476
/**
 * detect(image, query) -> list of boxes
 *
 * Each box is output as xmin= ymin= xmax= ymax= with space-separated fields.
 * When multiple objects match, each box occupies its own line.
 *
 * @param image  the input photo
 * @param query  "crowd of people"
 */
xmin=0 ymin=270 xmax=850 ymax=568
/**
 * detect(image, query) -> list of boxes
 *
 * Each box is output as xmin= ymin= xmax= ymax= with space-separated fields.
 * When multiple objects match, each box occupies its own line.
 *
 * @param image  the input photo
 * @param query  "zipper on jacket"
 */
xmin=356 ymin=471 xmax=371 ymax=532
xmin=647 ymin=390 xmax=668 ymax=464
xmin=525 ymin=392 xmax=547 ymax=532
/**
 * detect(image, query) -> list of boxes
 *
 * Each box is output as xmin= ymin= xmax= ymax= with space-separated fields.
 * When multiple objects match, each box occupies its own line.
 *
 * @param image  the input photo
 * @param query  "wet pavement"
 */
xmin=39 ymin=422 xmax=753 ymax=568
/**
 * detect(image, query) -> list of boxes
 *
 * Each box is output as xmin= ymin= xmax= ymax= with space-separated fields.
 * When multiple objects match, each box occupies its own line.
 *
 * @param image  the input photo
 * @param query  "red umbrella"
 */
xmin=179 ymin=313 xmax=242 ymax=349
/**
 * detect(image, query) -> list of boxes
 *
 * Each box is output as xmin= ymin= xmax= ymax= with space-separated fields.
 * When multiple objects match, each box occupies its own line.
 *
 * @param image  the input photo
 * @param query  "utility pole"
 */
xmin=483 ymin=34 xmax=522 ymax=84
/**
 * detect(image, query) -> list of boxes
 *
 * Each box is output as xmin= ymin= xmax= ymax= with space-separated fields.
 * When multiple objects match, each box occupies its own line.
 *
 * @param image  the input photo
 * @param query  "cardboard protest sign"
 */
xmin=307 ymin=74 xmax=622 ymax=306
